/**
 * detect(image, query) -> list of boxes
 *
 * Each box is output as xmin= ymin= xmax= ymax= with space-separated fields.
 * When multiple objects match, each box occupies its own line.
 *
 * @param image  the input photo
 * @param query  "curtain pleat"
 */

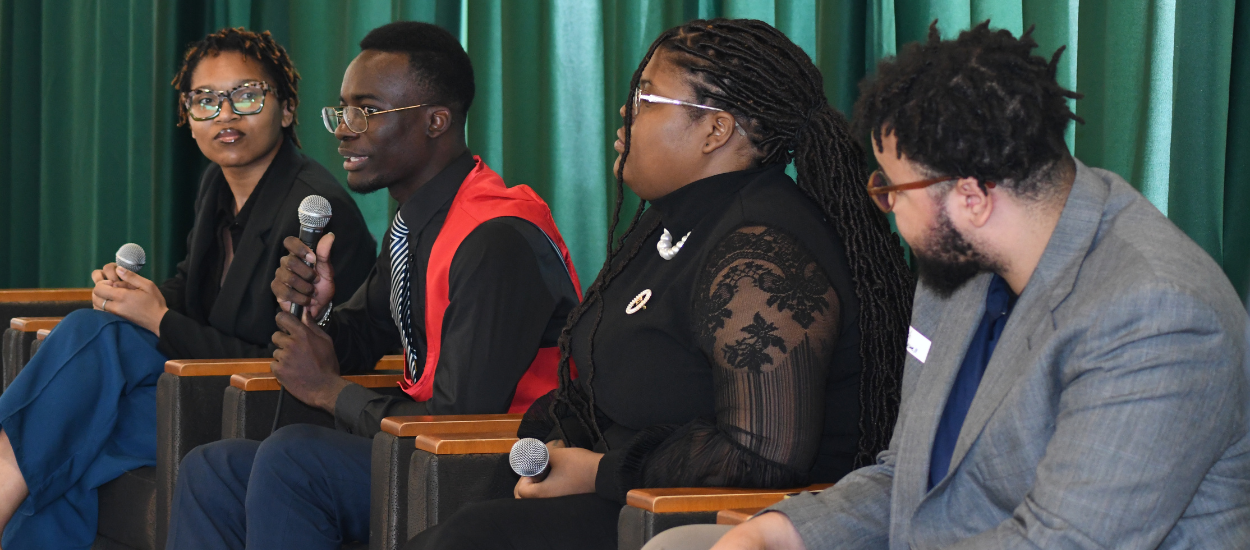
xmin=0 ymin=0 xmax=1246 ymax=300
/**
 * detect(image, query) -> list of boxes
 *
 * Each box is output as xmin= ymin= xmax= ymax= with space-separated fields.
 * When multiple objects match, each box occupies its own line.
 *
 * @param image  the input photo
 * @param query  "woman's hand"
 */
xmin=92 ymin=266 xmax=169 ymax=335
xmin=514 ymin=441 xmax=601 ymax=499
xmin=91 ymin=262 xmax=138 ymax=290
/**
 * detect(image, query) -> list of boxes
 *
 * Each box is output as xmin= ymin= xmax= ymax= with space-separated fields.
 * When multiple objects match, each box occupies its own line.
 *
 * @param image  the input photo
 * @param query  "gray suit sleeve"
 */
xmin=945 ymin=285 xmax=1245 ymax=550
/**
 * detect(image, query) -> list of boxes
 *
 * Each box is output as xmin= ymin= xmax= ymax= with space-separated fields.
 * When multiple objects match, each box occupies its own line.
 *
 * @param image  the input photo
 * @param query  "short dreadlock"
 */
xmin=172 ymin=28 xmax=301 ymax=148
xmin=854 ymin=21 xmax=1083 ymax=201
xmin=548 ymin=19 xmax=916 ymax=469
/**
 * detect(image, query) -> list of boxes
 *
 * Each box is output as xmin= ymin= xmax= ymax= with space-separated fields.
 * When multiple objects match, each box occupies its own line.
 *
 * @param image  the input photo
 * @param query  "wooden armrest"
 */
xmin=626 ymin=484 xmax=832 ymax=514
xmin=413 ymin=431 xmax=518 ymax=455
xmin=717 ymin=507 xmax=763 ymax=525
xmin=36 ymin=329 xmax=50 ymax=341
xmin=376 ymin=355 xmax=403 ymax=370
xmin=169 ymin=354 xmax=403 ymax=379
xmin=9 ymin=317 xmax=62 ymax=332
xmin=164 ymin=358 xmax=272 ymax=377
xmin=0 ymin=289 xmax=92 ymax=303
xmin=379 ymin=414 xmax=522 ymax=437
xmin=231 ymin=370 xmax=403 ymax=391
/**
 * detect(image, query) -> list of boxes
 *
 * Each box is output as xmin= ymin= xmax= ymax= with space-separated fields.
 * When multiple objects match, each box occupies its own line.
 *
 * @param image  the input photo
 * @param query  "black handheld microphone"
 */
xmin=290 ymin=195 xmax=332 ymax=317
xmin=115 ymin=243 xmax=146 ymax=274
xmin=509 ymin=438 xmax=551 ymax=482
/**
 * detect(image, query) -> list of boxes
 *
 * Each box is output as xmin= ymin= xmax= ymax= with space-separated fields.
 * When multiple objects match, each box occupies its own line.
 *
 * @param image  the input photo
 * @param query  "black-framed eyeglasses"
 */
xmin=185 ymin=81 xmax=270 ymax=121
xmin=321 ymin=104 xmax=430 ymax=134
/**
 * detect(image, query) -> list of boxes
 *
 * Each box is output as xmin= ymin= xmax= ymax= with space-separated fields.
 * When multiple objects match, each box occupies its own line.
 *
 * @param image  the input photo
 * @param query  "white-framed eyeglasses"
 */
xmin=631 ymin=88 xmax=746 ymax=136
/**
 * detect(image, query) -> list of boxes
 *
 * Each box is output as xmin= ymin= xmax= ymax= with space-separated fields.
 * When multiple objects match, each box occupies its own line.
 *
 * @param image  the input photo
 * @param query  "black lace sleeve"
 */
xmin=596 ymin=226 xmax=840 ymax=501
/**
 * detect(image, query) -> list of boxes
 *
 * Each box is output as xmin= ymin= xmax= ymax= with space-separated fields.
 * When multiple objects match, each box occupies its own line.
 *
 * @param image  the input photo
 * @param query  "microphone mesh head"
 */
xmin=115 ymin=243 xmax=146 ymax=273
xmin=297 ymin=195 xmax=332 ymax=229
xmin=509 ymin=437 xmax=549 ymax=477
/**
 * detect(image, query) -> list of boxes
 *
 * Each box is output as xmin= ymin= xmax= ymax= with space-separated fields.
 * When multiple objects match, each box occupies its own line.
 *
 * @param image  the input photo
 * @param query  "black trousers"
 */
xmin=404 ymin=493 xmax=621 ymax=550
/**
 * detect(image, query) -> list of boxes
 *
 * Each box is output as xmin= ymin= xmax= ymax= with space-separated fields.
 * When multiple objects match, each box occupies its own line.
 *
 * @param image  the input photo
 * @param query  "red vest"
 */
xmin=398 ymin=157 xmax=582 ymax=413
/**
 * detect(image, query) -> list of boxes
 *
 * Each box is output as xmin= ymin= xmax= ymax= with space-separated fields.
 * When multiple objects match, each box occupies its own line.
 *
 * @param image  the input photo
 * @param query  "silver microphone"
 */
xmin=290 ymin=195 xmax=332 ymax=316
xmin=509 ymin=437 xmax=550 ymax=481
xmin=115 ymin=243 xmax=146 ymax=273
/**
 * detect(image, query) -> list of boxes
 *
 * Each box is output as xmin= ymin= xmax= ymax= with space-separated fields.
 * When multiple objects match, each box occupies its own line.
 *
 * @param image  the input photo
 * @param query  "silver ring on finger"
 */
xmin=102 ymin=299 xmax=110 ymax=313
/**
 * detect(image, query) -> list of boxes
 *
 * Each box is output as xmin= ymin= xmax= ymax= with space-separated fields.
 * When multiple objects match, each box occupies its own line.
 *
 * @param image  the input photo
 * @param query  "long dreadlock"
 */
xmin=551 ymin=19 xmax=915 ymax=467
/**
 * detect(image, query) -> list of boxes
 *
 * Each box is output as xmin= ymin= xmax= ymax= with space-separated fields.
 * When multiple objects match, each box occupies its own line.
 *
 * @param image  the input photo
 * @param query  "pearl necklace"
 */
xmin=657 ymin=229 xmax=691 ymax=260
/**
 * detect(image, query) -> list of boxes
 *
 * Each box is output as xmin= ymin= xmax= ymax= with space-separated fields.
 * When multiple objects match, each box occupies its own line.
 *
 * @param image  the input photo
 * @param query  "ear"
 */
xmin=949 ymin=177 xmax=993 ymax=228
xmin=281 ymin=100 xmax=295 ymax=128
xmin=699 ymin=111 xmax=739 ymax=154
xmin=425 ymin=106 xmax=454 ymax=138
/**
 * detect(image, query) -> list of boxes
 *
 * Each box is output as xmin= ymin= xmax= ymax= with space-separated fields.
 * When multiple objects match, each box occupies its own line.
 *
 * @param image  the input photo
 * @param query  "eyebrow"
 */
xmin=342 ymin=93 xmax=385 ymax=104
xmin=189 ymin=78 xmax=263 ymax=91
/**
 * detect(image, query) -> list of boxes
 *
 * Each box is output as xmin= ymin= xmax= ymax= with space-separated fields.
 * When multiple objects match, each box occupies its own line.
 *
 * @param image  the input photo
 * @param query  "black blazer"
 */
xmin=156 ymin=139 xmax=376 ymax=359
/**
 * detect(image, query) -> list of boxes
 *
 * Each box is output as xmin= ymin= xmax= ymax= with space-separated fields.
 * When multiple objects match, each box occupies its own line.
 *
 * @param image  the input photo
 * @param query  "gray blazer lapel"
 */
xmin=945 ymin=160 xmax=1111 ymax=471
xmin=894 ymin=274 xmax=991 ymax=523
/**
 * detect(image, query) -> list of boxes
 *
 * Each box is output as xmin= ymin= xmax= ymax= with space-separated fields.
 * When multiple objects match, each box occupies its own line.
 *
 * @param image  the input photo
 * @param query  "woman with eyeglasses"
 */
xmin=405 ymin=19 xmax=915 ymax=550
xmin=0 ymin=28 xmax=375 ymax=549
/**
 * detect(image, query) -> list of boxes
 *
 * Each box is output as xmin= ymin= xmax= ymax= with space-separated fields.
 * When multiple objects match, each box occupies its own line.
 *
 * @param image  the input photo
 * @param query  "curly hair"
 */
xmin=854 ymin=21 xmax=1082 ymax=200
xmin=548 ymin=19 xmax=916 ymax=470
xmin=171 ymin=28 xmax=301 ymax=147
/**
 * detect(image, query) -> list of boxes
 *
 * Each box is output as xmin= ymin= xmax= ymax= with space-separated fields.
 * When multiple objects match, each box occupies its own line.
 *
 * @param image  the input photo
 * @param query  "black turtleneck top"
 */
xmin=520 ymin=164 xmax=864 ymax=503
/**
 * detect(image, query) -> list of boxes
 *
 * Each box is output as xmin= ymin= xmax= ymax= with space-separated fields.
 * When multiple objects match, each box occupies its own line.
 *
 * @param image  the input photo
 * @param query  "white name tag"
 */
xmin=907 ymin=327 xmax=931 ymax=363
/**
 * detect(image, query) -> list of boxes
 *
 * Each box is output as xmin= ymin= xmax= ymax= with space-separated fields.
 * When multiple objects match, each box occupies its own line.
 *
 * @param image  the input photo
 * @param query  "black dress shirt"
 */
xmin=328 ymin=152 xmax=579 ymax=438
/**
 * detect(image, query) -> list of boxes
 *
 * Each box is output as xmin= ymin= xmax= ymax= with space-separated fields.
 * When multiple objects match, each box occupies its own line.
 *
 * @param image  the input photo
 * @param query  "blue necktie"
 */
xmin=929 ymin=275 xmax=1016 ymax=490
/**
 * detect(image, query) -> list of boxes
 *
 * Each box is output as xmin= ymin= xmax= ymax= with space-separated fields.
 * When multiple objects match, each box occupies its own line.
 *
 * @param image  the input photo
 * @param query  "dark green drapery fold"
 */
xmin=2 ymin=0 xmax=1247 ymax=300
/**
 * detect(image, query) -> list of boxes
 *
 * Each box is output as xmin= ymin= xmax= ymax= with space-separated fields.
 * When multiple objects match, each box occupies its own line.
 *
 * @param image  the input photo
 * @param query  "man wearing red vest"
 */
xmin=165 ymin=22 xmax=581 ymax=550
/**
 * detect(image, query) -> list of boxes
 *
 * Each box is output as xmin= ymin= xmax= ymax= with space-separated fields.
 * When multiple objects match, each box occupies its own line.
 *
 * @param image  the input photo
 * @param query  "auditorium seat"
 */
xmin=370 ymin=415 xmax=522 ymax=549
xmin=617 ymin=484 xmax=830 ymax=550
xmin=3 ymin=317 xmax=62 ymax=389
xmin=96 ymin=358 xmax=271 ymax=550
xmin=0 ymin=289 xmax=93 ymax=391
xmin=94 ymin=356 xmax=400 ymax=549
xmin=221 ymin=356 xmax=404 ymax=440
xmin=368 ymin=414 xmax=831 ymax=550
xmin=29 ymin=328 xmax=51 ymax=357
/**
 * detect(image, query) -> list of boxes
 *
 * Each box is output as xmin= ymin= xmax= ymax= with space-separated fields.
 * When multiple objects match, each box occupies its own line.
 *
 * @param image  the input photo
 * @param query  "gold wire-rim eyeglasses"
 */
xmin=321 ymin=104 xmax=431 ymax=134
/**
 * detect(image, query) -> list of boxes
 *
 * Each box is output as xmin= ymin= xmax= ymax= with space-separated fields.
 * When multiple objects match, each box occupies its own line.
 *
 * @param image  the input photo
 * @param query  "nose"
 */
xmin=334 ymin=116 xmax=357 ymax=141
xmin=216 ymin=97 xmax=241 ymax=123
xmin=619 ymin=104 xmax=626 ymax=118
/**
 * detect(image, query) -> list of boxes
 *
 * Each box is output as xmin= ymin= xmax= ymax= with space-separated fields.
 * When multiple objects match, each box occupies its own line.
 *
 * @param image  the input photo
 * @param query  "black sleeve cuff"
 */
xmin=155 ymin=309 xmax=192 ymax=357
xmin=594 ymin=426 xmax=677 ymax=503
xmin=333 ymin=382 xmax=379 ymax=433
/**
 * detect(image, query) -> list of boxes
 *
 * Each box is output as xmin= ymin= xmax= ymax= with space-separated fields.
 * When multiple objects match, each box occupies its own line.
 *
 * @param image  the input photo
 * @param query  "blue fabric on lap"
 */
xmin=0 ymin=309 xmax=167 ymax=550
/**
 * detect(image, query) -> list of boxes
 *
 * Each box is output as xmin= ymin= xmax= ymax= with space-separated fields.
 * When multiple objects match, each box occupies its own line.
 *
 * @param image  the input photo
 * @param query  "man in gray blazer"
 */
xmin=649 ymin=22 xmax=1250 ymax=550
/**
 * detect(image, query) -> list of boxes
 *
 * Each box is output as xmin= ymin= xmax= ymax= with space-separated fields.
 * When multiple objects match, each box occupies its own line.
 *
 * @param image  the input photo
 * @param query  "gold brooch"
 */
xmin=626 ymin=289 xmax=651 ymax=314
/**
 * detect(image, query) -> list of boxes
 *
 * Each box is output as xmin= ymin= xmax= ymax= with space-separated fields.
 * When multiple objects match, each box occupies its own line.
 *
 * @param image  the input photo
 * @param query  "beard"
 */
xmin=912 ymin=206 xmax=1002 ymax=299
xmin=346 ymin=175 xmax=390 ymax=194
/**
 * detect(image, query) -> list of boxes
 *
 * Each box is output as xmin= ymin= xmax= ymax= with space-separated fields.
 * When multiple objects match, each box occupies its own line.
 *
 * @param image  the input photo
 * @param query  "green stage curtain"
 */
xmin=2 ymin=0 xmax=1247 ymax=300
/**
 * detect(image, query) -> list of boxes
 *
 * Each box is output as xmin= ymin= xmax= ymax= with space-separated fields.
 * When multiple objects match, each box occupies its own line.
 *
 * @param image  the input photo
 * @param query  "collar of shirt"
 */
xmin=648 ymin=163 xmax=782 ymax=237
xmin=397 ymin=150 xmax=477 ymax=234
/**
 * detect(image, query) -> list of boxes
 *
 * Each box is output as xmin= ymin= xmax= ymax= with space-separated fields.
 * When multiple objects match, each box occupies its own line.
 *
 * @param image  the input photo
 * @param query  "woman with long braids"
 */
xmin=406 ymin=18 xmax=914 ymax=550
